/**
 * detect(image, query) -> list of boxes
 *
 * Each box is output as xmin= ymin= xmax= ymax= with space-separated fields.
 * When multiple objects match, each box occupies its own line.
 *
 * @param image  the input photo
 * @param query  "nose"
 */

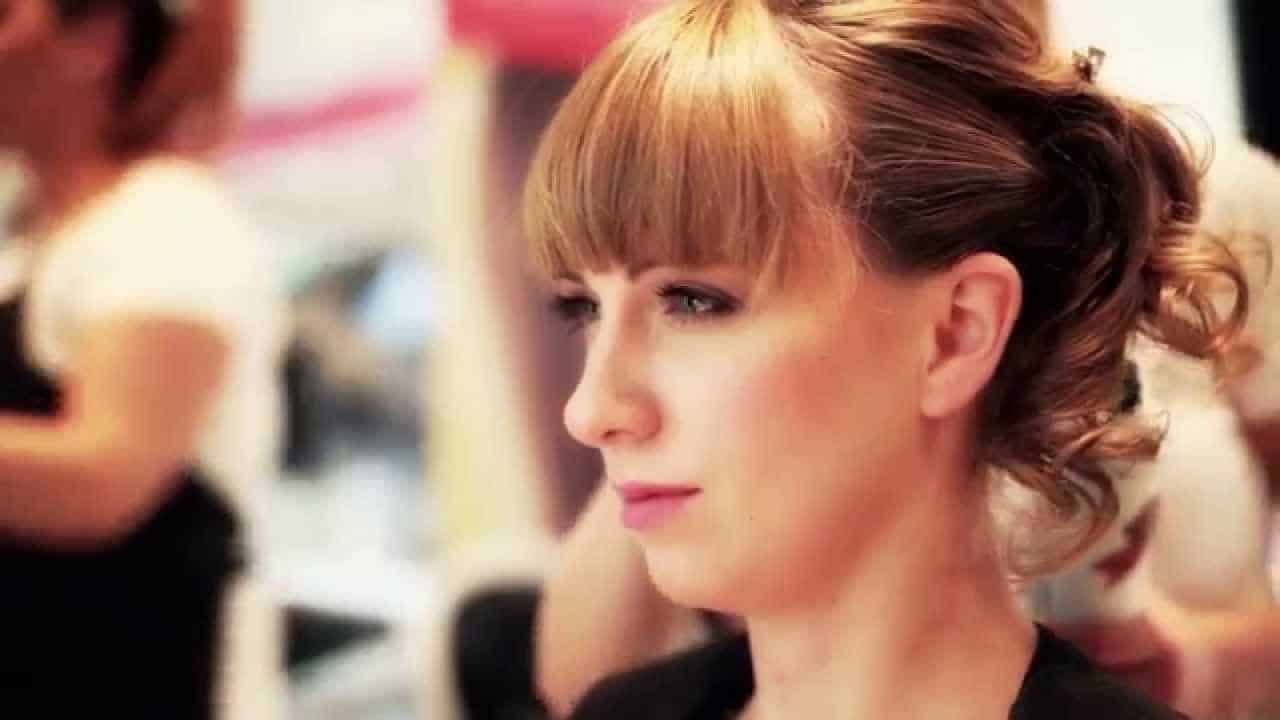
xmin=563 ymin=324 xmax=660 ymax=449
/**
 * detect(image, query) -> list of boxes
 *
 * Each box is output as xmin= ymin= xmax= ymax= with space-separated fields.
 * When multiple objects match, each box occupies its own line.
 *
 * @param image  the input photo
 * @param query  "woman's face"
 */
xmin=556 ymin=252 xmax=940 ymax=613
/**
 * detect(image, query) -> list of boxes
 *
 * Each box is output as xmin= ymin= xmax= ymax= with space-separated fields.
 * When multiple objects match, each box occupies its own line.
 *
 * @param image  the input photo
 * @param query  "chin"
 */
xmin=641 ymin=542 xmax=746 ymax=613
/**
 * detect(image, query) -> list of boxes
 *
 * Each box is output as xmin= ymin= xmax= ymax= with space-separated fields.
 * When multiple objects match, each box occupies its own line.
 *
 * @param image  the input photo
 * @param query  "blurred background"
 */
xmin=2 ymin=0 xmax=1278 ymax=718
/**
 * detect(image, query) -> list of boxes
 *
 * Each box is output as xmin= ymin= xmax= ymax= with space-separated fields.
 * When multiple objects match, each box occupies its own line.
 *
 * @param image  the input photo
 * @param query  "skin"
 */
xmin=0 ymin=0 xmax=230 ymax=547
xmin=550 ymin=248 xmax=1035 ymax=719
xmin=536 ymin=482 xmax=713 ymax=717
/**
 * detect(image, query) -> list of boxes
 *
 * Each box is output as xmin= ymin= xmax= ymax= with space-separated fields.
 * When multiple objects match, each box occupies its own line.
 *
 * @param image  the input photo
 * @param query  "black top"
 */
xmin=570 ymin=626 xmax=1185 ymax=719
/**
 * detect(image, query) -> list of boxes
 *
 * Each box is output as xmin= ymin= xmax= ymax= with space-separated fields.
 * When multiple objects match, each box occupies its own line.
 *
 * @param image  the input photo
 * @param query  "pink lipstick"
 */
xmin=616 ymin=483 xmax=700 ymax=530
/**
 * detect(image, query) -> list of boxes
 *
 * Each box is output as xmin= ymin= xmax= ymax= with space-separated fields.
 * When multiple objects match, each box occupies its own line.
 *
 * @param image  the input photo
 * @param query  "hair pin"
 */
xmin=1072 ymin=45 xmax=1107 ymax=84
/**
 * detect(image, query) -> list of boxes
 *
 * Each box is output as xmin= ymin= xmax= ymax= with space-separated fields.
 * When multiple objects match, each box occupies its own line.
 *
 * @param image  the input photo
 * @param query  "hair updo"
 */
xmin=523 ymin=0 xmax=1249 ymax=573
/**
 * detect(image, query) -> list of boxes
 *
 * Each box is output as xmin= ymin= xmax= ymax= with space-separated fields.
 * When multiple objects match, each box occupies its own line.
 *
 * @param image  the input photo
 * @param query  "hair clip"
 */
xmin=1072 ymin=45 xmax=1107 ymax=84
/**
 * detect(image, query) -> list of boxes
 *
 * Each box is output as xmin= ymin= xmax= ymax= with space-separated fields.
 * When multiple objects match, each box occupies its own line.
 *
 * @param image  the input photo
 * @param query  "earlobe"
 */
xmin=920 ymin=253 xmax=1022 ymax=420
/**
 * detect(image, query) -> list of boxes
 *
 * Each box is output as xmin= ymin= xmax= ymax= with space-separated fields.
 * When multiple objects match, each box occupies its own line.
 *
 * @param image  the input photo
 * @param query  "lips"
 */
xmin=615 ymin=483 xmax=700 ymax=531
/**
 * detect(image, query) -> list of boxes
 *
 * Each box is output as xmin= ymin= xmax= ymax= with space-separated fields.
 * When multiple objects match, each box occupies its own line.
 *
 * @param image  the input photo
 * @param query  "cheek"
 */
xmin=727 ymin=315 xmax=916 ymax=466
xmin=639 ymin=299 xmax=925 ymax=609
xmin=654 ymin=326 xmax=919 ymax=609
xmin=745 ymin=318 xmax=919 ymax=510
xmin=661 ymin=330 xmax=856 ymax=462
xmin=663 ymin=316 xmax=914 ymax=525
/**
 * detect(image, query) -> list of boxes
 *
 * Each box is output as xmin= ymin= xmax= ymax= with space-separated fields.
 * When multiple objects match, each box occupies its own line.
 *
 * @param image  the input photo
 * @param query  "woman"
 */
xmin=0 ymin=1 xmax=283 ymax=717
xmin=522 ymin=0 xmax=1247 ymax=717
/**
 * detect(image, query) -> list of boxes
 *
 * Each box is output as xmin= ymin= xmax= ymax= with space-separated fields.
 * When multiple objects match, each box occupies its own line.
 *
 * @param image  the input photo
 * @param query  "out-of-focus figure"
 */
xmin=1031 ymin=140 xmax=1280 ymax=720
xmin=0 ymin=1 xmax=285 ymax=717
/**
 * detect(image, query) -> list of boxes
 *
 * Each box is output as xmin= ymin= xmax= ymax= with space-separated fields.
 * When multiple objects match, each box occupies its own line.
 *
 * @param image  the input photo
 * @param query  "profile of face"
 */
xmin=554 ymin=248 xmax=1015 ymax=613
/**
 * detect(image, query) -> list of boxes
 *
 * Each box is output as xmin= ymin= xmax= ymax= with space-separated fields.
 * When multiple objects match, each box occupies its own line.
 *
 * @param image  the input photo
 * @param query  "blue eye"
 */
xmin=658 ymin=284 xmax=739 ymax=320
xmin=550 ymin=295 xmax=598 ymax=334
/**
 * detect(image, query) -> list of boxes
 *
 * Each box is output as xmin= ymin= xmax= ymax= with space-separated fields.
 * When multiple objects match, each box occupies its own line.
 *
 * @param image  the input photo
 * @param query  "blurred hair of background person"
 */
xmin=0 ymin=1 xmax=286 ymax=717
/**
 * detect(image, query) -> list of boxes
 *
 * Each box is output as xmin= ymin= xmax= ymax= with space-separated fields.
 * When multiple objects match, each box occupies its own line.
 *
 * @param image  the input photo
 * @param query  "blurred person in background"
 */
xmin=0 ymin=0 xmax=285 ymax=717
xmin=1018 ymin=4 xmax=1280 ymax=718
xmin=1031 ymin=142 xmax=1280 ymax=720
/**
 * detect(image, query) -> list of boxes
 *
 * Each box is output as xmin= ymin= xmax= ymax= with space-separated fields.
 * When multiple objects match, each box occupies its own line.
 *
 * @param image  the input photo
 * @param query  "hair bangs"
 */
xmin=523 ymin=0 xmax=842 ymax=283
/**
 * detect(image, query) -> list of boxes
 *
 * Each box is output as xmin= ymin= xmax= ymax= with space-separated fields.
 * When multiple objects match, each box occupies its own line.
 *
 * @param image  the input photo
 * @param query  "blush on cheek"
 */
xmin=696 ymin=312 xmax=902 ymax=477
xmin=714 ymin=348 xmax=837 ymax=458
xmin=642 ymin=288 xmax=921 ymax=609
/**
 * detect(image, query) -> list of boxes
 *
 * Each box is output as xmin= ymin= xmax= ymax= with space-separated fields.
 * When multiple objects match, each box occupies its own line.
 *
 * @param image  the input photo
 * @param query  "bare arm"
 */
xmin=0 ymin=314 xmax=226 ymax=546
xmin=536 ymin=482 xmax=710 ymax=717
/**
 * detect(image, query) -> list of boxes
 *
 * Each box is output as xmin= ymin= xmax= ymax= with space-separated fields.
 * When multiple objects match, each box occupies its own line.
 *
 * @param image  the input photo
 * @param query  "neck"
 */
xmin=24 ymin=130 xmax=125 ymax=237
xmin=743 ymin=451 xmax=1036 ymax=720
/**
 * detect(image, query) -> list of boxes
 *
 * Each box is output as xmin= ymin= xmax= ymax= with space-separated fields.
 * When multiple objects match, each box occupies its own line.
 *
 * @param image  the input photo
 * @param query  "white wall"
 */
xmin=1049 ymin=0 xmax=1243 ymax=144
xmin=225 ymin=0 xmax=447 ymax=288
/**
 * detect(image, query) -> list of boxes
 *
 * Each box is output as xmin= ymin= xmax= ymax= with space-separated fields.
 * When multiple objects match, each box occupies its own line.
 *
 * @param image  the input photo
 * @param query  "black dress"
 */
xmin=0 ymin=295 xmax=244 ymax=719
xmin=570 ymin=625 xmax=1186 ymax=719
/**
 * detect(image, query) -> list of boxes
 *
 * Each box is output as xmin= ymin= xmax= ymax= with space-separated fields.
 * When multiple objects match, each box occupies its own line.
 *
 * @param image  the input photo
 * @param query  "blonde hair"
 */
xmin=523 ymin=0 xmax=1249 ymax=574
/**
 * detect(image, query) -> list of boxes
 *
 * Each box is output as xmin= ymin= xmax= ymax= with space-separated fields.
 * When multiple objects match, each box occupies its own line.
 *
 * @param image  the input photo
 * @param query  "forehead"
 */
xmin=522 ymin=0 xmax=848 ymax=290
xmin=553 ymin=237 xmax=867 ymax=298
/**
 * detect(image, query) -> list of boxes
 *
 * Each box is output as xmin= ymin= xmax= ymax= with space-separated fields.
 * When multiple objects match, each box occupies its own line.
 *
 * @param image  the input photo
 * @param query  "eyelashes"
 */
xmin=656 ymin=283 xmax=740 ymax=324
xmin=549 ymin=294 xmax=598 ymax=334
xmin=550 ymin=283 xmax=741 ymax=335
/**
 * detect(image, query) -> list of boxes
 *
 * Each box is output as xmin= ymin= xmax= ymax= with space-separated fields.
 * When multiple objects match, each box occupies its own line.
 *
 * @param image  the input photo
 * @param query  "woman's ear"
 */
xmin=919 ymin=253 xmax=1023 ymax=419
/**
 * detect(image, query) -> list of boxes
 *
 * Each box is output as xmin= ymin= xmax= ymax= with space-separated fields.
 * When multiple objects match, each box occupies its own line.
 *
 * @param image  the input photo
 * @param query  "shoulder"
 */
xmin=63 ymin=157 xmax=259 ymax=261
xmin=570 ymin=634 xmax=751 ymax=720
xmin=115 ymin=157 xmax=235 ymax=213
xmin=37 ymin=157 xmax=279 ymax=343
xmin=1012 ymin=628 xmax=1186 ymax=720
